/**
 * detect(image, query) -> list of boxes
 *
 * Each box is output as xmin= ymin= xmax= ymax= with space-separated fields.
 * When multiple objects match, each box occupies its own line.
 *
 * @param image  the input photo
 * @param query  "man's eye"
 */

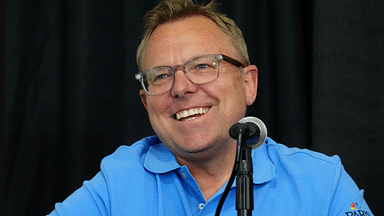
xmin=154 ymin=73 xmax=170 ymax=81
xmin=196 ymin=64 xmax=209 ymax=69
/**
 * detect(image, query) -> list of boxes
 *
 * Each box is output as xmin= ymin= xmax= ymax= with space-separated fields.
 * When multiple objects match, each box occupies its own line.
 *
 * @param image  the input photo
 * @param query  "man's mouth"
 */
xmin=175 ymin=107 xmax=211 ymax=121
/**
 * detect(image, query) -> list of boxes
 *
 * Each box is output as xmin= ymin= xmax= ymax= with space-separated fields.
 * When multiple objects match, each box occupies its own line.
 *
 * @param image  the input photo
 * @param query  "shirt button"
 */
xmin=198 ymin=203 xmax=205 ymax=210
xmin=182 ymin=173 xmax=188 ymax=179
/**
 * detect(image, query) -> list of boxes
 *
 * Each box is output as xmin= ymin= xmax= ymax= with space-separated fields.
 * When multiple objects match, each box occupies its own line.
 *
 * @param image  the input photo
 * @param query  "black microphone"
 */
xmin=229 ymin=116 xmax=267 ymax=149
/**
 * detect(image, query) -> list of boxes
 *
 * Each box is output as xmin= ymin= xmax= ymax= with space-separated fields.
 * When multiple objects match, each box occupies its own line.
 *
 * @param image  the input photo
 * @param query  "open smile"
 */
xmin=174 ymin=107 xmax=211 ymax=121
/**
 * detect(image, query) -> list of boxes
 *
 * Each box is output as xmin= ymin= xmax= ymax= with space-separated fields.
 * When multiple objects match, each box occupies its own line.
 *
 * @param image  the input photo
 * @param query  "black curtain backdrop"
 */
xmin=5 ymin=0 xmax=384 ymax=215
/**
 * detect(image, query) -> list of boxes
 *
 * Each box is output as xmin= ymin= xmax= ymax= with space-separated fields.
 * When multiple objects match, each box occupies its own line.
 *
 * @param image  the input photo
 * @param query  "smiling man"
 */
xmin=48 ymin=0 xmax=372 ymax=215
xmin=137 ymin=14 xmax=258 ymax=200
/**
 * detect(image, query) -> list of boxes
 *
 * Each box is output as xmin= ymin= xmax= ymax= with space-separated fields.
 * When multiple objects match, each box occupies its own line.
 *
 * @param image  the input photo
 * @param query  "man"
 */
xmin=48 ymin=0 xmax=373 ymax=215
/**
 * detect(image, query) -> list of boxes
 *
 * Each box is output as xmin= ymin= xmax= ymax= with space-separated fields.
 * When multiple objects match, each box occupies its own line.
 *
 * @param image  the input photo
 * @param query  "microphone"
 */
xmin=229 ymin=116 xmax=267 ymax=149
xmin=215 ymin=117 xmax=267 ymax=216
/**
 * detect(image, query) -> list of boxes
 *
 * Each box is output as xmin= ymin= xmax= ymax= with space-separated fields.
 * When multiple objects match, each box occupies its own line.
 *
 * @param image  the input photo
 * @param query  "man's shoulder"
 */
xmin=265 ymin=137 xmax=341 ymax=169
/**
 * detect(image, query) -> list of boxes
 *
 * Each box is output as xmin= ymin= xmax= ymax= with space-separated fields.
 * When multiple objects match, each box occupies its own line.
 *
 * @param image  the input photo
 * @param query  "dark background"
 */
xmin=5 ymin=0 xmax=384 ymax=215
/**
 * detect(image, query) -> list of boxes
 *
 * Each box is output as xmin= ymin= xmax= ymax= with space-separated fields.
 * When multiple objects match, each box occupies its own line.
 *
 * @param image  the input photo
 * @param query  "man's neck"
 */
xmin=176 ymin=142 xmax=237 ymax=201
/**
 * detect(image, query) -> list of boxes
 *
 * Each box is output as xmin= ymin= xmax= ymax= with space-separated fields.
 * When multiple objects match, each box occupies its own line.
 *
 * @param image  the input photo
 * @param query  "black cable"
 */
xmin=214 ymin=132 xmax=244 ymax=216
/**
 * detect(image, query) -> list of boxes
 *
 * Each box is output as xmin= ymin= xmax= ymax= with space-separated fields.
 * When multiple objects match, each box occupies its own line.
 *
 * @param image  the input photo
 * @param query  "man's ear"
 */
xmin=242 ymin=65 xmax=258 ymax=106
xmin=139 ymin=89 xmax=148 ymax=110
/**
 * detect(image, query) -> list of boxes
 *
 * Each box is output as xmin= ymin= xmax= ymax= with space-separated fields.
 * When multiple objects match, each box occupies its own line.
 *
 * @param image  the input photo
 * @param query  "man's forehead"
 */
xmin=142 ymin=16 xmax=235 ymax=69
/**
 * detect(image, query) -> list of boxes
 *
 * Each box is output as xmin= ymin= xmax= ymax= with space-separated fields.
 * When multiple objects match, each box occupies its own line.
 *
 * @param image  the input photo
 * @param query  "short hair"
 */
xmin=136 ymin=0 xmax=250 ymax=70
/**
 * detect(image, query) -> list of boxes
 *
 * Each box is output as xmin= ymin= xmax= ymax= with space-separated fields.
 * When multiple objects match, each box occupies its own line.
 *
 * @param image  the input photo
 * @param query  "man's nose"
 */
xmin=170 ymin=69 xmax=198 ymax=98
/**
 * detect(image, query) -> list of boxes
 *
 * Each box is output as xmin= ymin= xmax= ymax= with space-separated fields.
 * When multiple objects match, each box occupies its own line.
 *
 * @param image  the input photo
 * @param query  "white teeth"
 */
xmin=184 ymin=117 xmax=196 ymax=122
xmin=175 ymin=107 xmax=210 ymax=121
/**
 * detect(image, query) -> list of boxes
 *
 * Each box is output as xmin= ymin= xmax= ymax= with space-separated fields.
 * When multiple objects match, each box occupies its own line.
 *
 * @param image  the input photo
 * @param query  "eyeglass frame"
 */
xmin=135 ymin=54 xmax=245 ymax=96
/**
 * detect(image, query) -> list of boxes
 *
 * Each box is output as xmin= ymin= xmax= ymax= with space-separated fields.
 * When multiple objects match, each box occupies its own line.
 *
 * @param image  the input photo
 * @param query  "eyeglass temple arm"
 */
xmin=221 ymin=55 xmax=245 ymax=68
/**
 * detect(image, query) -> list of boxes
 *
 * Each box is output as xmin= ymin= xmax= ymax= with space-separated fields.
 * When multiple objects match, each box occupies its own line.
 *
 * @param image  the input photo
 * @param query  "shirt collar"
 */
xmin=144 ymin=138 xmax=181 ymax=173
xmin=144 ymin=137 xmax=275 ymax=185
xmin=249 ymin=138 xmax=275 ymax=184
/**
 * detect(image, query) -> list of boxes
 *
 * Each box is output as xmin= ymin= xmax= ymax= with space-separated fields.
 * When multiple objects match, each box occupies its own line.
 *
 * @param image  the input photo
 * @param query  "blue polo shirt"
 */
xmin=48 ymin=136 xmax=373 ymax=215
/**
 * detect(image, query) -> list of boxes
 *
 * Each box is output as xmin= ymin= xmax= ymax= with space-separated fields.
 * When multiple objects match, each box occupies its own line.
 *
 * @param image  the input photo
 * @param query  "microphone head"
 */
xmin=238 ymin=116 xmax=268 ymax=149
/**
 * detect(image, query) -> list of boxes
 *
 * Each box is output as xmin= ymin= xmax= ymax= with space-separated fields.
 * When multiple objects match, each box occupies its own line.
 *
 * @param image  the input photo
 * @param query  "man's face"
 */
xmin=140 ymin=16 xmax=258 ymax=162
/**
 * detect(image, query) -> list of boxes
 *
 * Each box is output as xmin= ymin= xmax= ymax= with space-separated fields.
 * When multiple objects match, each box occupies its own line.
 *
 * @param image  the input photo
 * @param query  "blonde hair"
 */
xmin=136 ymin=0 xmax=250 ymax=70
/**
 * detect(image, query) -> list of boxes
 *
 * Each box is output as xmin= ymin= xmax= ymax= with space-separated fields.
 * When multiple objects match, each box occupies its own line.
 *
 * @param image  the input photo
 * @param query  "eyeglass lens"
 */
xmin=143 ymin=55 xmax=219 ymax=95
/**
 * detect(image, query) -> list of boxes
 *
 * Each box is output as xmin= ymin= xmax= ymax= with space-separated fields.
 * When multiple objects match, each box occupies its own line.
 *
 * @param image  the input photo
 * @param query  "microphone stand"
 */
xmin=235 ymin=131 xmax=254 ymax=216
xmin=216 ymin=117 xmax=266 ymax=216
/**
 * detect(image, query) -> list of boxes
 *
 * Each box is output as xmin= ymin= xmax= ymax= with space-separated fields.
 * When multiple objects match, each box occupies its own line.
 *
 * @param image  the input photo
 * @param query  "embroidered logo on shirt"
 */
xmin=350 ymin=202 xmax=361 ymax=210
xmin=344 ymin=202 xmax=372 ymax=216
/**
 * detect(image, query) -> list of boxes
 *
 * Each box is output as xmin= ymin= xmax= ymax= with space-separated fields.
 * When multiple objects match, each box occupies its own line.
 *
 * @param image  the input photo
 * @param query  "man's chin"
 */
xmin=173 ymin=142 xmax=223 ymax=162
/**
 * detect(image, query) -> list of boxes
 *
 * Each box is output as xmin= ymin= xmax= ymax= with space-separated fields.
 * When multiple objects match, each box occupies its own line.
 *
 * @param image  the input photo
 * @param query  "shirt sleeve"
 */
xmin=329 ymin=161 xmax=374 ymax=216
xmin=47 ymin=171 xmax=110 ymax=216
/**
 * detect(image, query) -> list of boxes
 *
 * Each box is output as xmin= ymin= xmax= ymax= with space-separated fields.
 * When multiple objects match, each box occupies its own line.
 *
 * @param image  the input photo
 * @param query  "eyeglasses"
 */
xmin=135 ymin=54 xmax=245 ymax=95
